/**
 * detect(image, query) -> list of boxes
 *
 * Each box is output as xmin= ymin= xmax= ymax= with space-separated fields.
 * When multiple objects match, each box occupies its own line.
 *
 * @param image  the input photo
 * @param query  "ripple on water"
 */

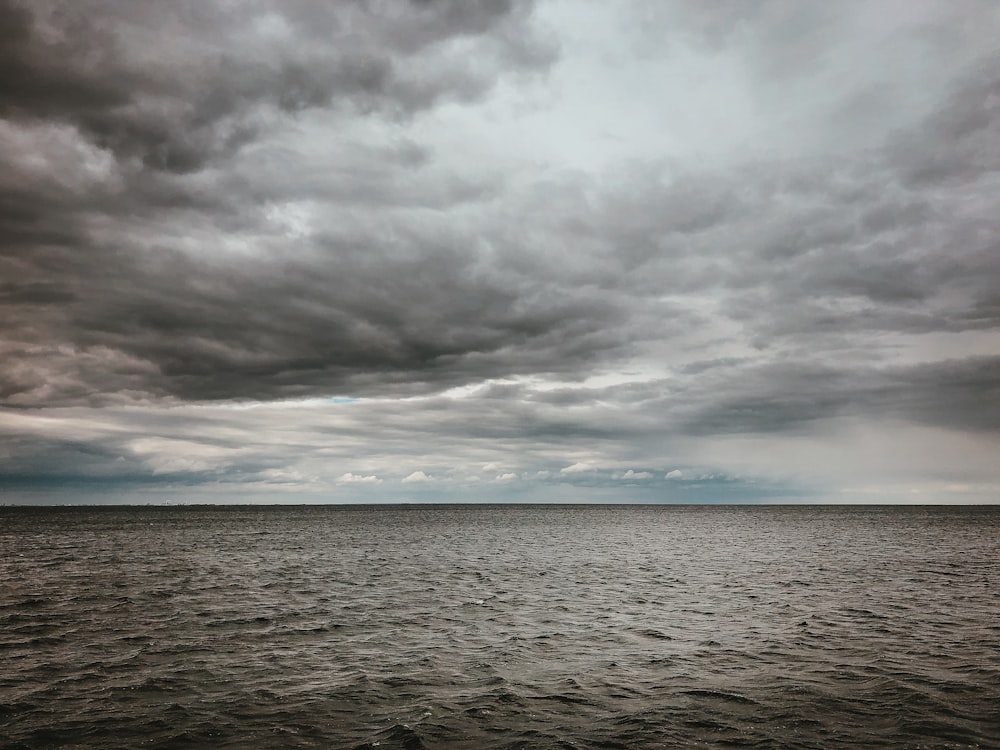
xmin=1 ymin=504 xmax=998 ymax=749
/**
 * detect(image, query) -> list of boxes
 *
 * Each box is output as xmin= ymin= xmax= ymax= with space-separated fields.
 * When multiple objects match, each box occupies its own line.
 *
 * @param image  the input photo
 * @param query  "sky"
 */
xmin=2 ymin=0 xmax=999 ymax=505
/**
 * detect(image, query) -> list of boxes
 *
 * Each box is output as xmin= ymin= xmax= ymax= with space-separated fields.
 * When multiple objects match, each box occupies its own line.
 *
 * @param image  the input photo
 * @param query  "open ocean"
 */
xmin=1 ymin=504 xmax=998 ymax=749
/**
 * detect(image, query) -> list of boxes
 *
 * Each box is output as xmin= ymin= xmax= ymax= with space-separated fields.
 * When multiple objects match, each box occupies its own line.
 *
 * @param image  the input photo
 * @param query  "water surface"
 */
xmin=2 ymin=504 xmax=998 ymax=748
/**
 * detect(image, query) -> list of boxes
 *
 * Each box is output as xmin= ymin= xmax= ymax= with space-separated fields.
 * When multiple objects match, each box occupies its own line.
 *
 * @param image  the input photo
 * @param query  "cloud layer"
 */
xmin=2 ymin=0 xmax=999 ymax=503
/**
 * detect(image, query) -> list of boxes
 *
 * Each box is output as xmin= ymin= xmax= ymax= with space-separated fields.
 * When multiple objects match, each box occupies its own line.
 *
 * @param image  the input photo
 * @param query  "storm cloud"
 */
xmin=2 ymin=0 xmax=998 ymax=503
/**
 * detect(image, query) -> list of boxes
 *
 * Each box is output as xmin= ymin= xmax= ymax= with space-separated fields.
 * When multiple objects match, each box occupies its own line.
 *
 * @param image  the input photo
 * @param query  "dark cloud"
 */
xmin=0 ymin=0 xmax=552 ymax=171
xmin=1 ymin=231 xmax=637 ymax=405
xmin=0 ymin=0 xmax=573 ymax=407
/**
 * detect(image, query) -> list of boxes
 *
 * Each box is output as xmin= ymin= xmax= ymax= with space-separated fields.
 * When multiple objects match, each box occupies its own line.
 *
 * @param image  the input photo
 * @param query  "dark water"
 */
xmin=1 ymin=505 xmax=998 ymax=749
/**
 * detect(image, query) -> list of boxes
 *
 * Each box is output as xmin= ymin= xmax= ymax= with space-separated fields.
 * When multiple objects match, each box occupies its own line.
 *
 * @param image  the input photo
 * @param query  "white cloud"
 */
xmin=402 ymin=470 xmax=433 ymax=483
xmin=495 ymin=472 xmax=518 ymax=482
xmin=665 ymin=469 xmax=683 ymax=479
xmin=621 ymin=469 xmax=652 ymax=480
xmin=560 ymin=461 xmax=595 ymax=475
xmin=336 ymin=472 xmax=382 ymax=485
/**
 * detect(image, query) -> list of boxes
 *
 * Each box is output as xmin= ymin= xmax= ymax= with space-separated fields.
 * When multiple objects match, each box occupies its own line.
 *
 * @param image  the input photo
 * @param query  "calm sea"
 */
xmin=1 ymin=504 xmax=998 ymax=749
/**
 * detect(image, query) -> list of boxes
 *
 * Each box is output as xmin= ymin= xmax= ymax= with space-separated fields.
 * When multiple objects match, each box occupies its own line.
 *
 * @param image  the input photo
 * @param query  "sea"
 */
xmin=1 ymin=504 xmax=998 ymax=749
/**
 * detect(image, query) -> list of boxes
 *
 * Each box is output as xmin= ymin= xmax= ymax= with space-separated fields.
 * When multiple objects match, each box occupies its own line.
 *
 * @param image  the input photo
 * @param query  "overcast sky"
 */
xmin=2 ymin=0 xmax=999 ymax=504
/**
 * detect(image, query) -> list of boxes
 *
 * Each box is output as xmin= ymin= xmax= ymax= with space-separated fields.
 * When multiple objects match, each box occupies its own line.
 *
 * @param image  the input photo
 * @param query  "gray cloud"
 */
xmin=1 ymin=1 xmax=998 ymax=503
xmin=665 ymin=356 xmax=1000 ymax=437
xmin=0 ymin=0 xmax=552 ymax=169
